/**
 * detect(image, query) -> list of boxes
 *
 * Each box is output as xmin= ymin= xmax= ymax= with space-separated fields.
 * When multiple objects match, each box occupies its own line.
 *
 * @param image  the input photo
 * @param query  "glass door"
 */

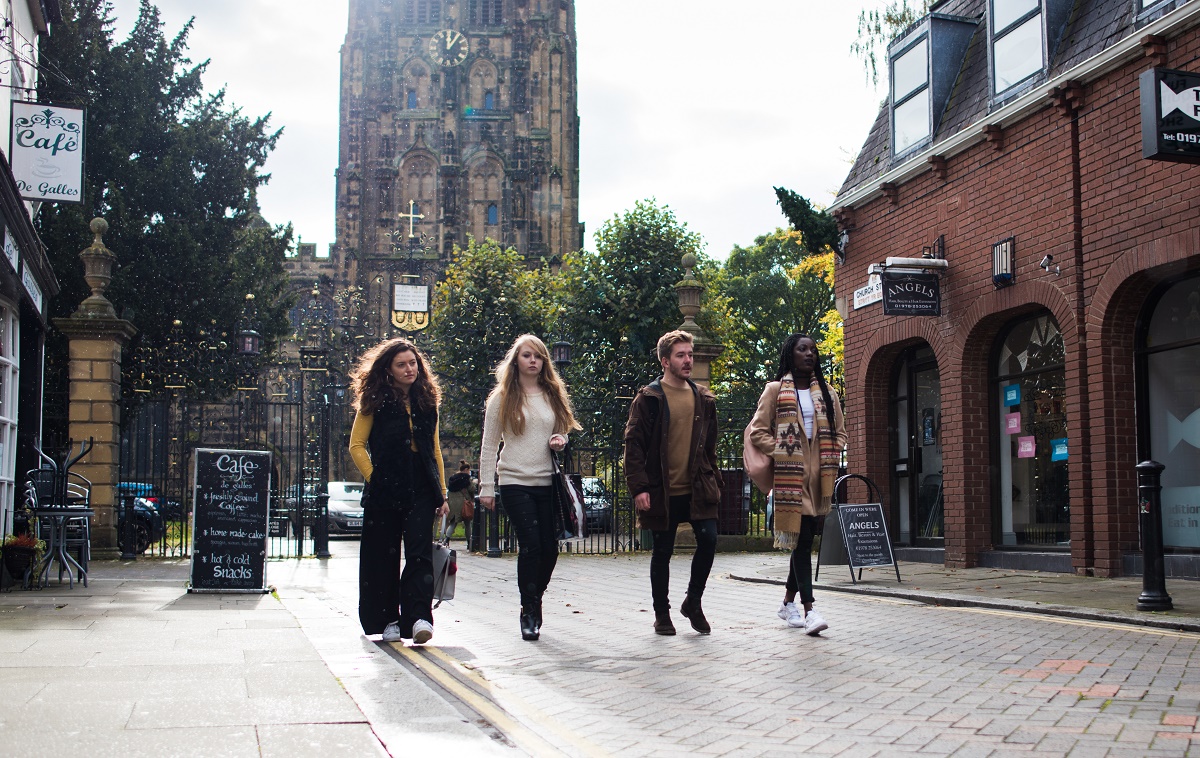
xmin=891 ymin=345 xmax=944 ymax=546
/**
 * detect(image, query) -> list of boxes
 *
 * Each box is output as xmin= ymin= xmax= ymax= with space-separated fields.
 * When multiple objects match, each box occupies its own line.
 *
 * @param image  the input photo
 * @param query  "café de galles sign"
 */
xmin=9 ymin=102 xmax=85 ymax=204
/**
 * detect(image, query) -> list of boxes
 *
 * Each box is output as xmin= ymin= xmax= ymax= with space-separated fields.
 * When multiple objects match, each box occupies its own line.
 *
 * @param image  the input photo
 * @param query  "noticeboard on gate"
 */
xmin=189 ymin=449 xmax=272 ymax=593
xmin=1140 ymin=67 xmax=1200 ymax=165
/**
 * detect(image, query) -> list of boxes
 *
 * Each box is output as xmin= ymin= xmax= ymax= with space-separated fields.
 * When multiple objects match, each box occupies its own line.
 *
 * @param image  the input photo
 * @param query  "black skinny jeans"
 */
xmin=499 ymin=484 xmax=558 ymax=609
xmin=650 ymin=495 xmax=718 ymax=612
xmin=358 ymin=487 xmax=438 ymax=637
xmin=785 ymin=515 xmax=819 ymax=606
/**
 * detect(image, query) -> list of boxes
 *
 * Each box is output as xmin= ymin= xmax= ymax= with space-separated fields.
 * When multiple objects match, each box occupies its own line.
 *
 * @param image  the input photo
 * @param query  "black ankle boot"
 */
xmin=531 ymin=601 xmax=543 ymax=634
xmin=520 ymin=607 xmax=539 ymax=641
xmin=653 ymin=609 xmax=676 ymax=636
xmin=680 ymin=595 xmax=711 ymax=634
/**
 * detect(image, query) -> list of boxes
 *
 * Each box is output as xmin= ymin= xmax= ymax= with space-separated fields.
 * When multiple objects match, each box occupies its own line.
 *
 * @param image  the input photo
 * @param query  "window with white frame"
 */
xmin=891 ymin=36 xmax=931 ymax=155
xmin=1137 ymin=0 xmax=1192 ymax=19
xmin=992 ymin=0 xmax=1044 ymax=94
xmin=0 ymin=304 xmax=18 ymax=534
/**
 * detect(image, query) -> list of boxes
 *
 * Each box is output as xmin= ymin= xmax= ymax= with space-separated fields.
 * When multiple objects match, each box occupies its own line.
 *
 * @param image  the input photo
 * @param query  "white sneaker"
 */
xmin=777 ymin=602 xmax=805 ymax=628
xmin=382 ymin=622 xmax=404 ymax=642
xmin=412 ymin=619 xmax=434 ymax=645
xmin=804 ymin=608 xmax=829 ymax=636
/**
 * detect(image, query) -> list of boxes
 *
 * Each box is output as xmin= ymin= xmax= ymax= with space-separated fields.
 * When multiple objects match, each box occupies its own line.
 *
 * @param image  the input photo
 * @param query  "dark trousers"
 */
xmin=500 ymin=484 xmax=558 ymax=609
xmin=650 ymin=495 xmax=718 ymax=612
xmin=785 ymin=515 xmax=819 ymax=605
xmin=358 ymin=494 xmax=437 ymax=636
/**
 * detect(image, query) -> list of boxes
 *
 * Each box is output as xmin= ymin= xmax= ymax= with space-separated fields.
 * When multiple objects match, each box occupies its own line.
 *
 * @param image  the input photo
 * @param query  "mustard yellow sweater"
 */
xmin=349 ymin=412 xmax=447 ymax=496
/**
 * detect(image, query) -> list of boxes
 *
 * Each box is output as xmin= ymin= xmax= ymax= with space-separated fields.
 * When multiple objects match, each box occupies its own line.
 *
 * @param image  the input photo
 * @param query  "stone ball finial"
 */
xmin=681 ymin=252 xmax=697 ymax=272
xmin=90 ymin=217 xmax=108 ymax=237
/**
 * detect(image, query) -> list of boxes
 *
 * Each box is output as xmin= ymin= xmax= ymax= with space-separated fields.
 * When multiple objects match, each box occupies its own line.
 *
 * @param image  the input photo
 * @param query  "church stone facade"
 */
xmin=333 ymin=0 xmax=581 ymax=307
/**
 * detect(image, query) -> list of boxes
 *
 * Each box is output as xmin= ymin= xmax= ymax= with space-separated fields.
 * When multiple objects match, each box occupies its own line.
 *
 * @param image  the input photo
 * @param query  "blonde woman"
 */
xmin=479 ymin=335 xmax=581 ymax=641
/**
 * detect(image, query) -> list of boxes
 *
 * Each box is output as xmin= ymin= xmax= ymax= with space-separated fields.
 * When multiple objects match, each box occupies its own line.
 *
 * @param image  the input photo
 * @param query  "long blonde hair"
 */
xmin=488 ymin=334 xmax=581 ymax=436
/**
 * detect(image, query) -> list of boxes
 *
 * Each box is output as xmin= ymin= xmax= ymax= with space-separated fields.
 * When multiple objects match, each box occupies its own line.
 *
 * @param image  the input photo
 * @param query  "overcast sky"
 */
xmin=108 ymin=0 xmax=886 ymax=260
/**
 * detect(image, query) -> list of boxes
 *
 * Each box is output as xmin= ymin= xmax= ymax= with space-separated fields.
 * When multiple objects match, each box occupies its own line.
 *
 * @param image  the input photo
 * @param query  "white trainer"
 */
xmin=777 ymin=602 xmax=805 ymax=628
xmin=804 ymin=608 xmax=829 ymax=636
xmin=412 ymin=619 xmax=434 ymax=645
xmin=382 ymin=621 xmax=404 ymax=642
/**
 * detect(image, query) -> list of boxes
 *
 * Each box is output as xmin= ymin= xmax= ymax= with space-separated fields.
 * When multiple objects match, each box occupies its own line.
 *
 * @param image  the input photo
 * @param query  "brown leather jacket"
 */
xmin=623 ymin=379 xmax=723 ymax=531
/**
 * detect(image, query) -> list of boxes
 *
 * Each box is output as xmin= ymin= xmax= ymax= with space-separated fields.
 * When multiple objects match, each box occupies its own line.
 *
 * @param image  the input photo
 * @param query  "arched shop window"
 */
xmin=994 ymin=311 xmax=1068 ymax=548
xmin=1139 ymin=273 xmax=1200 ymax=551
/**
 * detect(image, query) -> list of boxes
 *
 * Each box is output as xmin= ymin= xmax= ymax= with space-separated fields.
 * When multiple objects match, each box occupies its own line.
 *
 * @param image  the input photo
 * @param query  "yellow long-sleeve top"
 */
xmin=349 ymin=411 xmax=447 ymax=496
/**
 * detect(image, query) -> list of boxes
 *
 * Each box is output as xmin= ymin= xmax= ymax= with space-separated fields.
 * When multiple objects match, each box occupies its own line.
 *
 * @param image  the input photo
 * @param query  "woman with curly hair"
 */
xmin=479 ymin=334 xmax=581 ymax=641
xmin=349 ymin=337 xmax=448 ymax=645
xmin=748 ymin=333 xmax=846 ymax=636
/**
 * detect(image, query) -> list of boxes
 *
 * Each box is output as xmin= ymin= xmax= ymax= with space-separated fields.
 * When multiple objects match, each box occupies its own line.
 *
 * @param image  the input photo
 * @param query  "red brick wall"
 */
xmin=837 ymin=28 xmax=1200 ymax=574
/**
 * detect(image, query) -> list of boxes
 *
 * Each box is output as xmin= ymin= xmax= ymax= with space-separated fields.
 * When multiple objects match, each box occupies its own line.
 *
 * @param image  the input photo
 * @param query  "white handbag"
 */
xmin=431 ymin=516 xmax=456 ymax=607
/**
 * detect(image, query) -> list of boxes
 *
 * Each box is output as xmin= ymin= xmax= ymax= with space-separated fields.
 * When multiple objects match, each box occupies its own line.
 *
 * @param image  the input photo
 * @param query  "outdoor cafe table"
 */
xmin=31 ymin=506 xmax=92 ymax=589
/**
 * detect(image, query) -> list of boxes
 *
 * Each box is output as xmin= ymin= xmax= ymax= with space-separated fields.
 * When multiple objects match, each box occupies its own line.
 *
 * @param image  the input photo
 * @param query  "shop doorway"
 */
xmin=890 ymin=345 xmax=944 ymax=546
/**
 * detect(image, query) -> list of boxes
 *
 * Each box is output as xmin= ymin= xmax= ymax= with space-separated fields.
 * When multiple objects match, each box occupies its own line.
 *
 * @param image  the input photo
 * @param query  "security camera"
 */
xmin=1039 ymin=254 xmax=1060 ymax=275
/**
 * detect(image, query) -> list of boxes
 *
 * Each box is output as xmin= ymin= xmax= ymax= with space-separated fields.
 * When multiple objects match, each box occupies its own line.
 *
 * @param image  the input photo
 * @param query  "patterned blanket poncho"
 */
xmin=772 ymin=373 xmax=840 ymax=550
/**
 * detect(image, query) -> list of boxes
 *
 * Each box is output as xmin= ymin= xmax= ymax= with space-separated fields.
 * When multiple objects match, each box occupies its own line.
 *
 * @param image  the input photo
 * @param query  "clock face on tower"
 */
xmin=430 ymin=29 xmax=468 ymax=67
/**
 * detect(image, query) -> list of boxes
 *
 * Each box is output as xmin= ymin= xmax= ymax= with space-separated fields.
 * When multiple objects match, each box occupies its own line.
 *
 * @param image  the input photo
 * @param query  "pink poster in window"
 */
xmin=1005 ymin=412 xmax=1022 ymax=434
xmin=1017 ymin=436 xmax=1036 ymax=458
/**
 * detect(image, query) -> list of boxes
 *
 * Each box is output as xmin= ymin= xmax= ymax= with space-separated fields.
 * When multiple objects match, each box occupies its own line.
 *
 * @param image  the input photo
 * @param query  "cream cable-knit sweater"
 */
xmin=479 ymin=390 xmax=564 ymax=498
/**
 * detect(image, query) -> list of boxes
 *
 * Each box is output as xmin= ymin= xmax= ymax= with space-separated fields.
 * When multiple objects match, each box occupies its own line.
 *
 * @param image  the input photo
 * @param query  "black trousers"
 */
xmin=499 ymin=484 xmax=558 ymax=609
xmin=358 ymin=491 xmax=438 ymax=637
xmin=785 ymin=515 xmax=819 ymax=606
xmin=650 ymin=495 xmax=718 ymax=612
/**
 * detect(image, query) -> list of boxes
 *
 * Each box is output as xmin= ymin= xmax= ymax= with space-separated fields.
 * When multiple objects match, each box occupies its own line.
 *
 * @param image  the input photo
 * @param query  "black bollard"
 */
xmin=120 ymin=496 xmax=138 ymax=561
xmin=314 ymin=492 xmax=331 ymax=559
xmin=487 ymin=496 xmax=502 ymax=558
xmin=1136 ymin=460 xmax=1172 ymax=611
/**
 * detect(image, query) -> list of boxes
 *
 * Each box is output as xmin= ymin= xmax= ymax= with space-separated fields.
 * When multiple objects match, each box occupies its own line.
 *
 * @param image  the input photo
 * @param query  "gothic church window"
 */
xmin=404 ymin=0 xmax=442 ymax=23
xmin=407 ymin=90 xmax=418 ymax=109
xmin=485 ymin=90 xmax=495 ymax=110
xmin=470 ymin=60 xmax=499 ymax=111
xmin=530 ymin=40 xmax=549 ymax=129
xmin=469 ymin=157 xmax=503 ymax=241
xmin=487 ymin=203 xmax=498 ymax=225
xmin=469 ymin=0 xmax=504 ymax=25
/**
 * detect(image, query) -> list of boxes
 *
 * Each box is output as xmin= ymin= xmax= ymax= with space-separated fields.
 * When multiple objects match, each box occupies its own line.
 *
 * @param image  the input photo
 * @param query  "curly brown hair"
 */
xmin=349 ymin=338 xmax=441 ymax=415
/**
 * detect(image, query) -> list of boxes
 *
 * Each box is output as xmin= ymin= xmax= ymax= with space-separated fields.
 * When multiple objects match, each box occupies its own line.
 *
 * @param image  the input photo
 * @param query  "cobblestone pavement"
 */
xmin=277 ymin=544 xmax=1200 ymax=757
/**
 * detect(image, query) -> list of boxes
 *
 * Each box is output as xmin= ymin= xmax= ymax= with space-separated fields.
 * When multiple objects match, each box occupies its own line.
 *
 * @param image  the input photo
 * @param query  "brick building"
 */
xmin=831 ymin=0 xmax=1200 ymax=576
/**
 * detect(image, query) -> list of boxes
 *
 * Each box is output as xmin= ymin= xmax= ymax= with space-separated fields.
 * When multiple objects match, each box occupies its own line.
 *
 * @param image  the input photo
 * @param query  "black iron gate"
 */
xmin=119 ymin=395 xmax=323 ymax=558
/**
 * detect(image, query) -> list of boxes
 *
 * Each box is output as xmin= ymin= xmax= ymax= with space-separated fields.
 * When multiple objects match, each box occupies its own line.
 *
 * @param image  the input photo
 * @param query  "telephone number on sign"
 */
xmin=1164 ymin=132 xmax=1200 ymax=144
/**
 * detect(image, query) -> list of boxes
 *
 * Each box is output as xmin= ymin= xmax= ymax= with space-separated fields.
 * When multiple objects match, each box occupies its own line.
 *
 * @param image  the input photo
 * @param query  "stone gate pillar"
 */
xmin=675 ymin=251 xmax=724 ymax=387
xmin=52 ymin=218 xmax=137 ymax=557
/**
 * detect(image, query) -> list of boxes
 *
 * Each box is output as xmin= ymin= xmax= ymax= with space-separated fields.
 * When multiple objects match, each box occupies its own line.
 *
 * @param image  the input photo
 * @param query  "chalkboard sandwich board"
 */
xmin=188 ymin=448 xmax=272 ymax=593
xmin=816 ymin=474 xmax=901 ymax=584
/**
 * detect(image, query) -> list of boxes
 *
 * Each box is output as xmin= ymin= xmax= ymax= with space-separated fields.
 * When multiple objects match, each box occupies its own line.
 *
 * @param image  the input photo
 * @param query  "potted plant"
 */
xmin=2 ymin=532 xmax=46 ymax=587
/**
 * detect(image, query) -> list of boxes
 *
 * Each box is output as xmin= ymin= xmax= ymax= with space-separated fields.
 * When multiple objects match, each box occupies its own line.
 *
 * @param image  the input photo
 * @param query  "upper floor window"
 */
xmin=404 ymin=0 xmax=442 ymax=23
xmin=991 ymin=0 xmax=1043 ymax=95
xmin=469 ymin=0 xmax=504 ymax=25
xmin=891 ymin=37 xmax=930 ymax=155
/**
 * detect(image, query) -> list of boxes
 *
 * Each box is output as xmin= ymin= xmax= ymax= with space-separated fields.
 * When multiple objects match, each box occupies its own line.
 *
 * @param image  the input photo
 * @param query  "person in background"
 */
xmin=348 ymin=337 xmax=448 ymax=645
xmin=445 ymin=460 xmax=478 ymax=538
xmin=624 ymin=330 xmax=723 ymax=636
xmin=748 ymin=333 xmax=846 ymax=636
xmin=478 ymin=334 xmax=581 ymax=641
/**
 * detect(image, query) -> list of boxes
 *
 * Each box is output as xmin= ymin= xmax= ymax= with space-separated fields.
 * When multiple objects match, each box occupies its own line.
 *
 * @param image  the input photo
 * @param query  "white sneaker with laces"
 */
xmin=412 ymin=619 xmax=434 ymax=645
xmin=777 ymin=602 xmax=805 ymax=628
xmin=382 ymin=621 xmax=404 ymax=642
xmin=804 ymin=608 xmax=829 ymax=636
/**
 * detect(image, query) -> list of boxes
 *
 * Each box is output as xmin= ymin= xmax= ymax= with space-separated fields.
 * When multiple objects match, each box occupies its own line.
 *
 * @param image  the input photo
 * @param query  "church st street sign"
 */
xmin=882 ymin=272 xmax=940 ymax=316
xmin=1140 ymin=67 xmax=1200 ymax=164
xmin=9 ymin=102 xmax=85 ymax=203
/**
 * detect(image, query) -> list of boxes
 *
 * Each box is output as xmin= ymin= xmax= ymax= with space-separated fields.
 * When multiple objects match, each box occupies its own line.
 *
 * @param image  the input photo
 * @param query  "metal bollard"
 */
xmin=1136 ymin=460 xmax=1172 ymax=611
xmin=487 ymin=498 xmax=502 ymax=557
xmin=314 ymin=492 xmax=331 ymax=559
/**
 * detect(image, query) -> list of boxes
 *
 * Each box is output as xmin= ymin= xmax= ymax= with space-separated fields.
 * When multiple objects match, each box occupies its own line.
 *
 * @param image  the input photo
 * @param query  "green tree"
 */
xmin=37 ymin=0 xmax=293 ymax=403
xmin=429 ymin=237 xmax=549 ymax=446
xmin=850 ymin=0 xmax=931 ymax=85
xmin=709 ymin=230 xmax=836 ymax=410
xmin=555 ymin=200 xmax=714 ymax=438
xmin=773 ymin=187 xmax=840 ymax=256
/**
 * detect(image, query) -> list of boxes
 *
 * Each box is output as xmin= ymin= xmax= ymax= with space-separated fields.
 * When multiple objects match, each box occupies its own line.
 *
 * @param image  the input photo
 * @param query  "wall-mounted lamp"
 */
xmin=992 ymin=237 xmax=1015 ymax=288
xmin=1039 ymin=254 xmax=1061 ymax=276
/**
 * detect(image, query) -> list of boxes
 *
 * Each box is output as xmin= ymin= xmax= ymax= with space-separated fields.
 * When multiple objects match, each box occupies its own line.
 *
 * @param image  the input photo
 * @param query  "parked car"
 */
xmin=116 ymin=497 xmax=165 ymax=554
xmin=326 ymin=481 xmax=364 ymax=536
xmin=117 ymin=481 xmax=185 ymax=521
xmin=580 ymin=477 xmax=613 ymax=533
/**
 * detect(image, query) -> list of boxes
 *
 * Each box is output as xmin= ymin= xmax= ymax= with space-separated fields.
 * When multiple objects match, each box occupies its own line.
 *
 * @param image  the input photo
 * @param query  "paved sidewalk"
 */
xmin=725 ymin=553 xmax=1200 ymax=632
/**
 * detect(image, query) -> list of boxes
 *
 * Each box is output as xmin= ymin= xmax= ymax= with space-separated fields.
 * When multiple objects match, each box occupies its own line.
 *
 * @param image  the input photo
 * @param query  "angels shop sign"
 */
xmin=9 ymin=102 xmax=85 ymax=204
xmin=881 ymin=272 xmax=941 ymax=317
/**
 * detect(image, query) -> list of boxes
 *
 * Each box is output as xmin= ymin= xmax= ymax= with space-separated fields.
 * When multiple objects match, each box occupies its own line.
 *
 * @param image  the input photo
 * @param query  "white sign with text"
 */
xmin=10 ymin=102 xmax=85 ymax=204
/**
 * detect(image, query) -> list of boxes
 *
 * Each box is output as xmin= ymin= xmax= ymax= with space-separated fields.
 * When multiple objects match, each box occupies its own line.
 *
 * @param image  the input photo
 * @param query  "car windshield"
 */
xmin=329 ymin=482 xmax=363 ymax=497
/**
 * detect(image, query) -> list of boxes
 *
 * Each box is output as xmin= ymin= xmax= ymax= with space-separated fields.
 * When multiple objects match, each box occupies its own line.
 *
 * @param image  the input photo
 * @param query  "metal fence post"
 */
xmin=487 ymin=500 xmax=502 ymax=558
xmin=1136 ymin=460 xmax=1172 ymax=611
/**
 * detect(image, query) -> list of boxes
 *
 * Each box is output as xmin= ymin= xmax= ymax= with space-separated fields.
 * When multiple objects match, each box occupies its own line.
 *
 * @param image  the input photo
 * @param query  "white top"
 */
xmin=797 ymin=388 xmax=815 ymax=438
xmin=479 ymin=390 xmax=565 ymax=497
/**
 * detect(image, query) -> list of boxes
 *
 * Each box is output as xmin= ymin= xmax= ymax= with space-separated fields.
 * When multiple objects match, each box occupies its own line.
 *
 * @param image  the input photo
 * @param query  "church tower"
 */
xmin=332 ymin=0 xmax=580 ymax=335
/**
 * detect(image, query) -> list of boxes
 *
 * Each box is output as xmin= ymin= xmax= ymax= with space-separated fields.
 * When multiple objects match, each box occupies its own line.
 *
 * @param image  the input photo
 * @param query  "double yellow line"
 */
xmin=388 ymin=643 xmax=611 ymax=758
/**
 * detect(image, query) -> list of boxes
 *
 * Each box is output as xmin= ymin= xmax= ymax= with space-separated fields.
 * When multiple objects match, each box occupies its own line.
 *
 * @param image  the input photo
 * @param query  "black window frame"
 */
xmin=889 ymin=32 xmax=932 ymax=158
xmin=990 ymin=0 xmax=1045 ymax=98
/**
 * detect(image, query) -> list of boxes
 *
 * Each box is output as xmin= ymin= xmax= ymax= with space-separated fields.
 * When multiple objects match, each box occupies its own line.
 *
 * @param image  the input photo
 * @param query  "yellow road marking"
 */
xmin=944 ymin=606 xmax=1200 ymax=639
xmin=390 ymin=643 xmax=611 ymax=758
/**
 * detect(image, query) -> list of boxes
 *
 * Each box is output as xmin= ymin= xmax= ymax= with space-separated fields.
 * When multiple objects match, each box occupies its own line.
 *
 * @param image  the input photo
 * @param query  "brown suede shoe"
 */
xmin=680 ymin=595 xmax=711 ymax=634
xmin=653 ymin=610 xmax=676 ymax=635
